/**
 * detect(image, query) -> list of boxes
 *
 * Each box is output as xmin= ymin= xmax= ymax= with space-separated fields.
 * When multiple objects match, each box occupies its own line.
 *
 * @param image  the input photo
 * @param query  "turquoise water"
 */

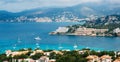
xmin=0 ymin=22 xmax=120 ymax=53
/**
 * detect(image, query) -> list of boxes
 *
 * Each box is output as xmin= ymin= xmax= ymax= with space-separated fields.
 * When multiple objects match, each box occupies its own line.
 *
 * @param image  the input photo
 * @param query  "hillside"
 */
xmin=83 ymin=15 xmax=120 ymax=29
xmin=0 ymin=3 xmax=120 ymax=22
xmin=50 ymin=15 xmax=120 ymax=36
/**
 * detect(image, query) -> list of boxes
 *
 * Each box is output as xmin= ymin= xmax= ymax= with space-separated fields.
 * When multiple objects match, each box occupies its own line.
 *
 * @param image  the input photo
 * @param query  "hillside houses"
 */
xmin=3 ymin=49 xmax=120 ymax=62
xmin=113 ymin=28 xmax=120 ymax=36
xmin=75 ymin=27 xmax=108 ymax=36
xmin=86 ymin=55 xmax=112 ymax=62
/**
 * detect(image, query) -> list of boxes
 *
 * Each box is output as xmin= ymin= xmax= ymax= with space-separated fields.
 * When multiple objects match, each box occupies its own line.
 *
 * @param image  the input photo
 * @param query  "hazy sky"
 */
xmin=0 ymin=0 xmax=120 ymax=12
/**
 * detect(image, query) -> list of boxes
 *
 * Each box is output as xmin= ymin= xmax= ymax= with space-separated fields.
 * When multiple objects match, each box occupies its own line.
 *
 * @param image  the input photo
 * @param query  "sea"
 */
xmin=0 ymin=22 xmax=120 ymax=53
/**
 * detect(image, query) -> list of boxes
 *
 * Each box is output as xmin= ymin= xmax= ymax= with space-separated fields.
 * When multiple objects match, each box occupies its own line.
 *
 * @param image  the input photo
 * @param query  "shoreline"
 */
xmin=0 ymin=46 xmax=117 ymax=54
xmin=49 ymin=33 xmax=115 ymax=37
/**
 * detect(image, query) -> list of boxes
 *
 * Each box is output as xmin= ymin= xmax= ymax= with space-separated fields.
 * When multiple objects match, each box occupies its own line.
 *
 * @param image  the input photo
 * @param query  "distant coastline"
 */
xmin=49 ymin=26 xmax=120 ymax=37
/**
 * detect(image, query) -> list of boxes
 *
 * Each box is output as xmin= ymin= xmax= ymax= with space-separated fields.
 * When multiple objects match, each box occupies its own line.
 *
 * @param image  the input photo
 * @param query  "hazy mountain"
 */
xmin=0 ymin=3 xmax=120 ymax=22
xmin=85 ymin=15 xmax=120 ymax=25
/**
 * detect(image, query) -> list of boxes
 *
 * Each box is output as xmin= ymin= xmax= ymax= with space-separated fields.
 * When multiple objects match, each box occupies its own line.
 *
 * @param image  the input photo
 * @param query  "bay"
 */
xmin=0 ymin=22 xmax=120 ymax=53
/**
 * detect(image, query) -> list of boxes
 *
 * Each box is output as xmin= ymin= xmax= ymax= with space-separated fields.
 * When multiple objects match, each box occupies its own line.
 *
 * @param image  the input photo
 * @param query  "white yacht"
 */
xmin=18 ymin=38 xmax=21 ymax=43
xmin=59 ymin=46 xmax=63 ymax=49
xmin=73 ymin=44 xmax=78 ymax=49
xmin=34 ymin=36 xmax=41 ymax=41
xmin=36 ymin=43 xmax=39 ymax=45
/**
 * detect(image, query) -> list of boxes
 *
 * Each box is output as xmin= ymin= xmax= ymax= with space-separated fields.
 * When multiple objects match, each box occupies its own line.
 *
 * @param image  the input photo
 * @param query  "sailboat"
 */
xmin=37 ymin=45 xmax=40 ymax=48
xmin=36 ymin=43 xmax=39 ymax=45
xmin=34 ymin=36 xmax=41 ymax=48
xmin=73 ymin=44 xmax=78 ymax=49
xmin=18 ymin=38 xmax=21 ymax=43
xmin=13 ymin=46 xmax=16 ymax=49
xmin=58 ymin=43 xmax=63 ymax=50
xmin=13 ymin=44 xmax=17 ymax=49
xmin=59 ymin=46 xmax=63 ymax=49
xmin=34 ymin=36 xmax=41 ymax=41
xmin=13 ymin=38 xmax=21 ymax=50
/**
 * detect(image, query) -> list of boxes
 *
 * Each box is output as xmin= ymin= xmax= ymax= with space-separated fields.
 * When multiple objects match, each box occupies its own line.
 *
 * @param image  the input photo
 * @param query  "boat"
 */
xmin=34 ymin=36 xmax=41 ymax=41
xmin=36 ymin=43 xmax=39 ymax=45
xmin=73 ymin=44 xmax=78 ymax=49
xmin=37 ymin=45 xmax=40 ymax=48
xmin=13 ymin=47 xmax=16 ymax=49
xmin=59 ymin=46 xmax=63 ymax=49
xmin=13 ymin=44 xmax=16 ymax=49
xmin=58 ymin=43 xmax=63 ymax=49
xmin=18 ymin=38 xmax=21 ymax=43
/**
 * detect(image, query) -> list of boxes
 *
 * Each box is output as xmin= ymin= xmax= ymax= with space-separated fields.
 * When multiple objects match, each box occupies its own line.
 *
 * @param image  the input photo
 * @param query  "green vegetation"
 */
xmin=63 ymin=15 xmax=120 ymax=36
xmin=56 ymin=51 xmax=87 ymax=62
xmin=66 ymin=24 xmax=81 ymax=33
xmin=83 ymin=15 xmax=120 ymax=33
xmin=13 ymin=54 xmax=28 ymax=59
xmin=30 ymin=53 xmax=43 ymax=60
xmin=0 ymin=48 xmax=120 ymax=62
xmin=0 ymin=54 xmax=12 ymax=62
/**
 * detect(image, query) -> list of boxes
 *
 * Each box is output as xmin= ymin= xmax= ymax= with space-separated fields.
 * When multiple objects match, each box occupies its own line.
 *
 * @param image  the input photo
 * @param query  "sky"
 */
xmin=0 ymin=0 xmax=120 ymax=12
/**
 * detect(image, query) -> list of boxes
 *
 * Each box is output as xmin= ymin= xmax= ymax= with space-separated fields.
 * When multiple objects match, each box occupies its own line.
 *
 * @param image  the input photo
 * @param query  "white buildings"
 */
xmin=55 ymin=27 xmax=69 ymax=33
xmin=35 ymin=17 xmax=52 ymax=22
xmin=113 ymin=28 xmax=120 ymax=36
xmin=5 ymin=50 xmax=12 ymax=57
xmin=6 ymin=50 xmax=29 ymax=57
xmin=44 ymin=52 xmax=51 ymax=56
xmin=17 ymin=56 xmax=56 ymax=62
xmin=75 ymin=27 xmax=108 ymax=36
xmin=113 ymin=28 xmax=120 ymax=33
xmin=38 ymin=56 xmax=49 ymax=62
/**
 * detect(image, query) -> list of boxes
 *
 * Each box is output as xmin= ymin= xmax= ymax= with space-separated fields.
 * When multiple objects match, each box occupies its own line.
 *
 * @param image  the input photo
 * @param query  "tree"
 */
xmin=0 ymin=54 xmax=8 ymax=61
xmin=30 ymin=53 xmax=43 ymax=60
xmin=13 ymin=54 xmax=28 ymax=59
xmin=49 ymin=52 xmax=56 ymax=59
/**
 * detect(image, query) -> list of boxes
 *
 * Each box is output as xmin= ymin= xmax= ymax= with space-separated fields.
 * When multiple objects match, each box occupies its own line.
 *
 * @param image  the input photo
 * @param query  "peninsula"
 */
xmin=50 ymin=15 xmax=120 ymax=37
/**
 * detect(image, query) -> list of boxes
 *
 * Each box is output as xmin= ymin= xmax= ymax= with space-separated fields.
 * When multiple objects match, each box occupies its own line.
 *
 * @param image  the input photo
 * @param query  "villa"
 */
xmin=100 ymin=55 xmax=112 ymax=62
xmin=86 ymin=55 xmax=100 ymax=62
xmin=48 ymin=59 xmax=56 ymax=62
xmin=114 ymin=28 xmax=120 ymax=33
xmin=38 ymin=56 xmax=49 ymax=62
xmin=6 ymin=50 xmax=29 ymax=57
xmin=51 ymin=50 xmax=63 ymax=55
xmin=24 ymin=58 xmax=35 ymax=62
xmin=17 ymin=56 xmax=56 ymax=62
xmin=113 ymin=28 xmax=120 ymax=36
xmin=30 ymin=50 xmax=44 ymax=56
xmin=78 ymin=50 xmax=89 ymax=54
xmin=44 ymin=52 xmax=51 ymax=56
xmin=6 ymin=50 xmax=12 ymax=57
xmin=75 ymin=27 xmax=108 ymax=36
xmin=114 ymin=57 xmax=120 ymax=62
xmin=75 ymin=27 xmax=95 ymax=36
xmin=86 ymin=55 xmax=112 ymax=62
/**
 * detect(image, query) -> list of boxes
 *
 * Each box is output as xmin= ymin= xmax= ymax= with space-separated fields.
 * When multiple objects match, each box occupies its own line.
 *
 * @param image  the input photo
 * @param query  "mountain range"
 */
xmin=0 ymin=3 xmax=120 ymax=22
